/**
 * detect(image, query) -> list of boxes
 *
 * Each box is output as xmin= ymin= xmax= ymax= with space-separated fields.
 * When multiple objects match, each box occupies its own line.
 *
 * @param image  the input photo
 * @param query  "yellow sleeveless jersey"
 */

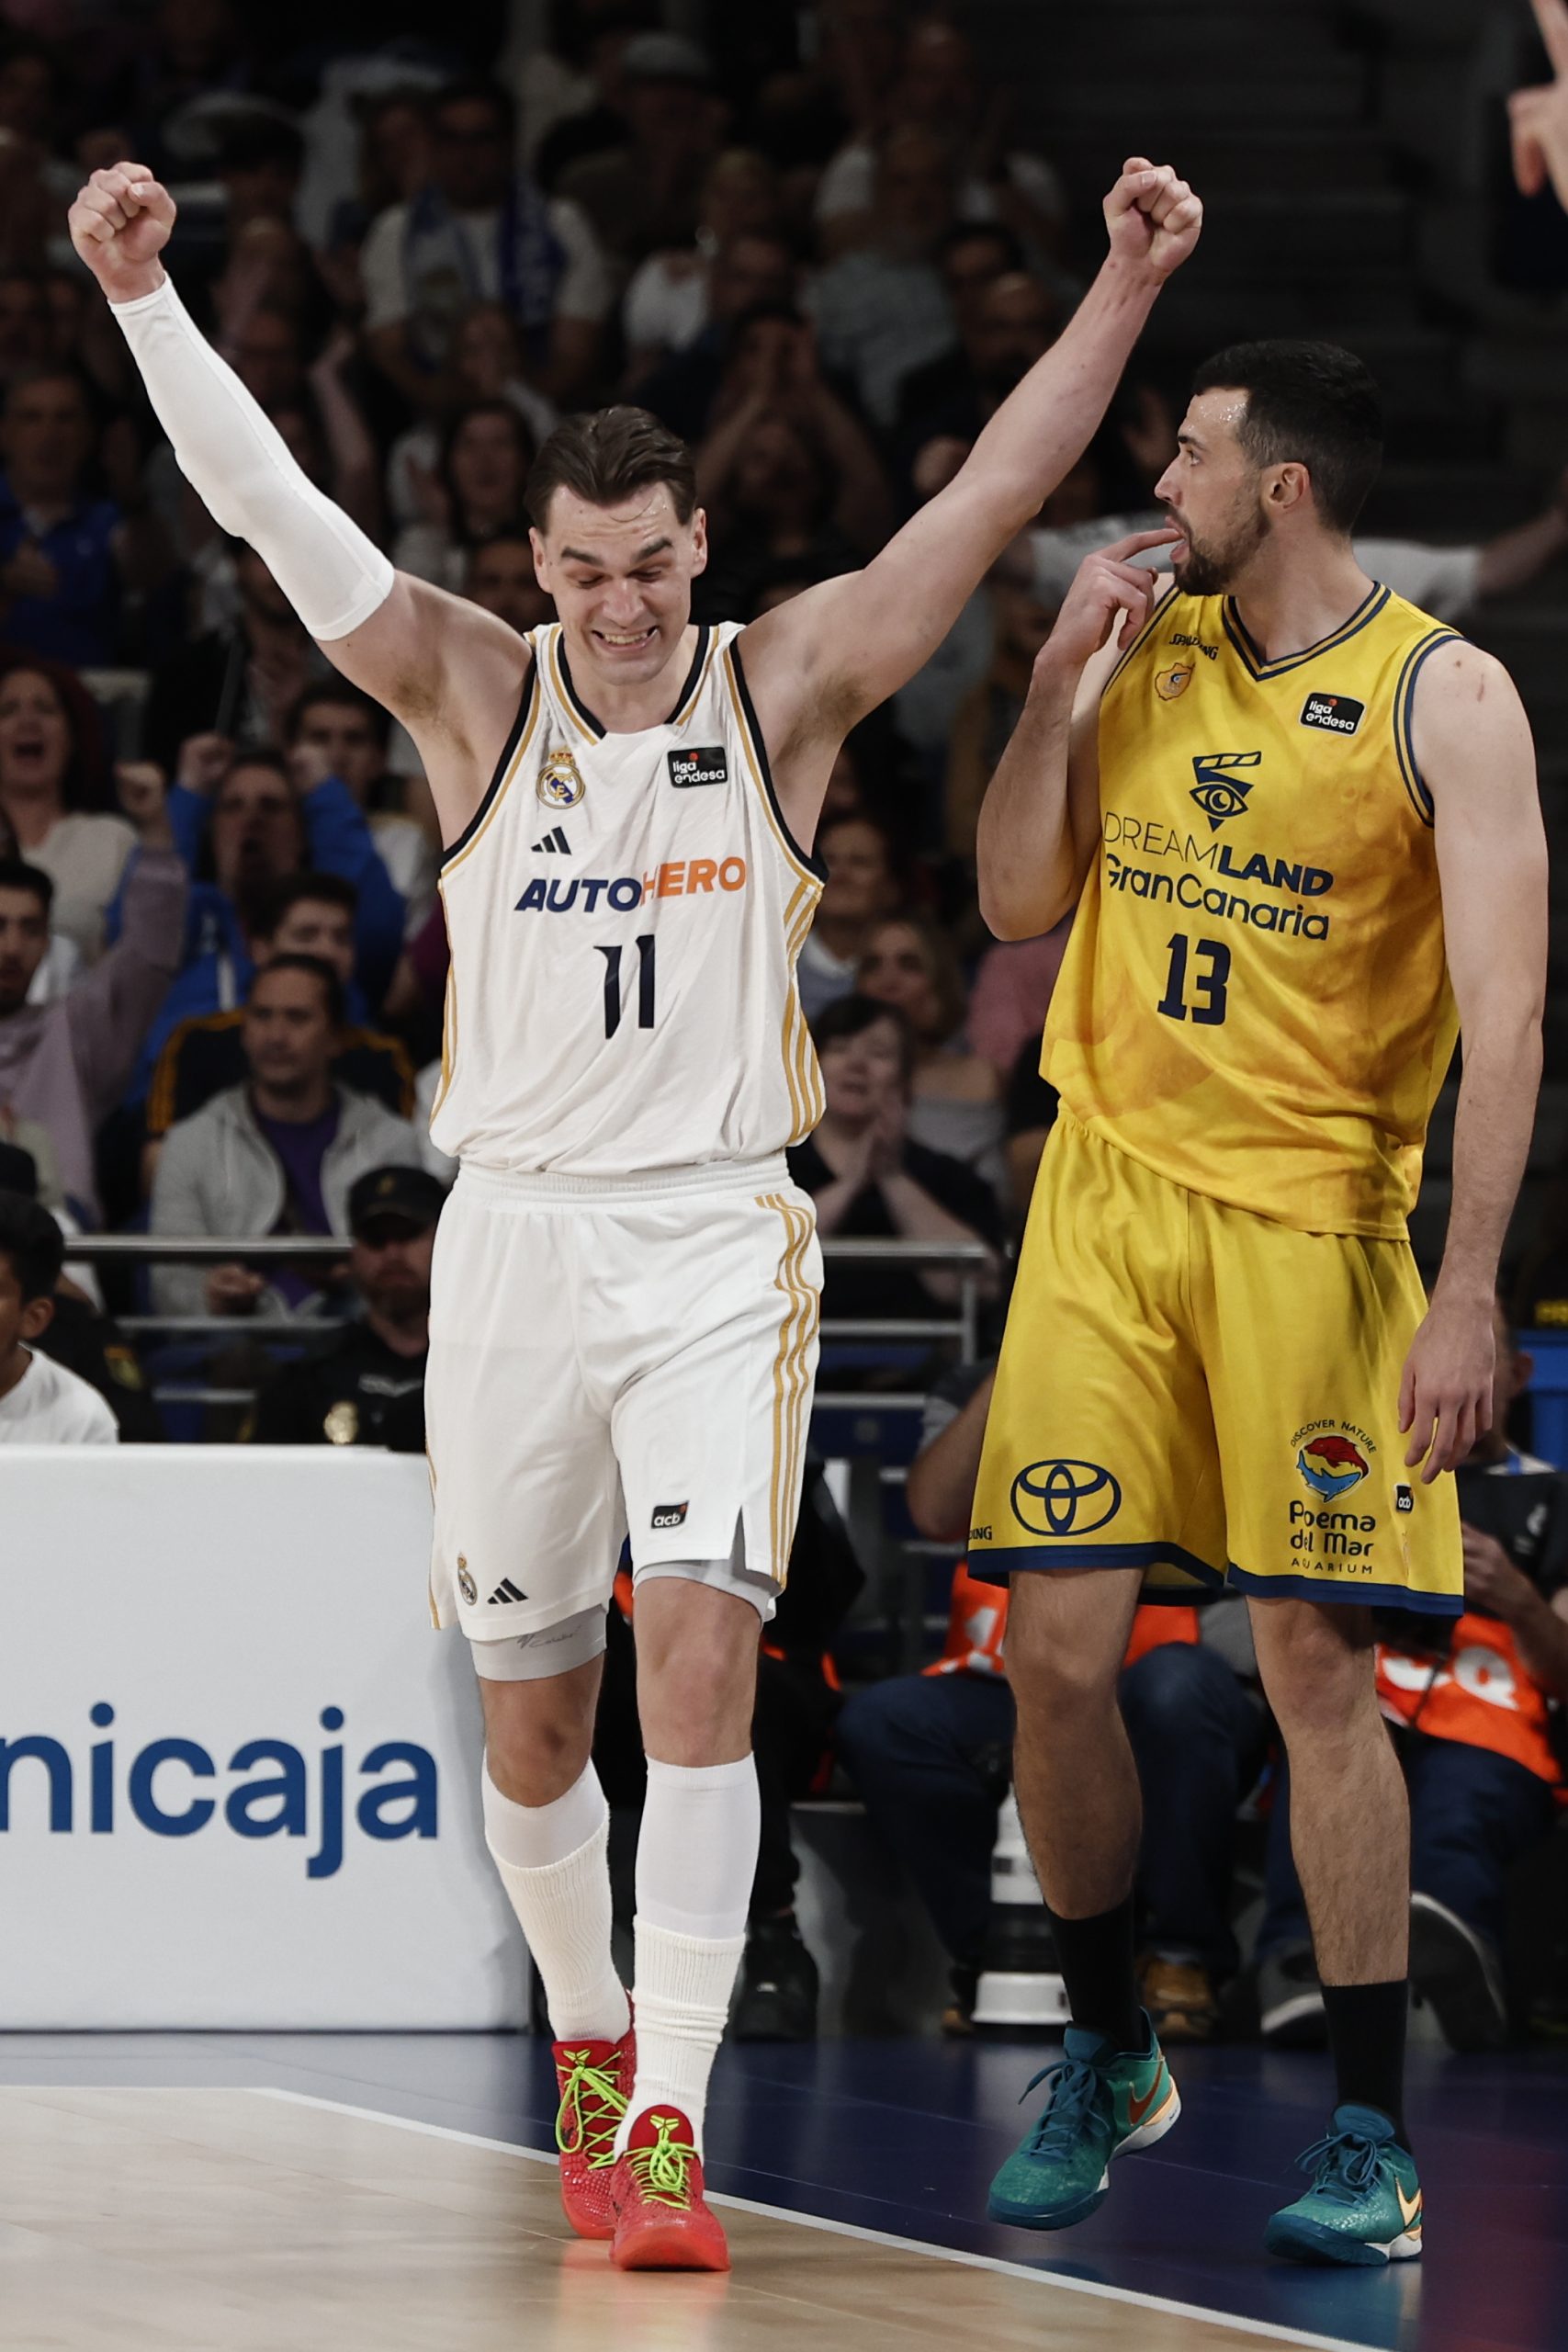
xmin=1044 ymin=581 xmax=1461 ymax=1238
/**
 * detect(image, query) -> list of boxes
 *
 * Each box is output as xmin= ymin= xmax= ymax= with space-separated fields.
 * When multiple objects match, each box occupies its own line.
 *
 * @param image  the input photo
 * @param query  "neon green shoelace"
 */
xmin=555 ymin=2049 xmax=627 ymax=2171
xmin=625 ymin=2113 xmax=699 ymax=2208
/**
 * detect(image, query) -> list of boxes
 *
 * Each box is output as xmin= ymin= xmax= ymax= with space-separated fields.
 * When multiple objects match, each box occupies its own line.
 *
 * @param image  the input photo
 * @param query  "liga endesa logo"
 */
xmin=0 ymin=1705 xmax=437 ymax=1881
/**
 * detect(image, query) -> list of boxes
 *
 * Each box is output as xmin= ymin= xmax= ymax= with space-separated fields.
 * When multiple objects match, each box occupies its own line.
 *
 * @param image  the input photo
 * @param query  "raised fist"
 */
xmin=1103 ymin=157 xmax=1202 ymax=285
xmin=68 ymin=164 xmax=175 ymax=303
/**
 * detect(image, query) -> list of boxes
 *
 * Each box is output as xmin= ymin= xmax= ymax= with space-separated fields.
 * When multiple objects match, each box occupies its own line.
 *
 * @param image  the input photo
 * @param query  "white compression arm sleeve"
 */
xmin=110 ymin=275 xmax=394 ymax=643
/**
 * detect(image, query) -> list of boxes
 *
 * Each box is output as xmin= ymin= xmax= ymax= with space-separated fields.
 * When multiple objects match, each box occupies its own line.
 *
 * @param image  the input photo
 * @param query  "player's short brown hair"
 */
xmin=526 ymin=406 xmax=696 ymax=534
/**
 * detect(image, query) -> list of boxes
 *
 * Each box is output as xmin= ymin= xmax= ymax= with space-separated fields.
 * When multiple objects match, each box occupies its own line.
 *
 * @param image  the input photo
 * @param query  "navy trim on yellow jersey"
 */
xmin=1393 ymin=626 xmax=1461 ymax=828
xmin=1227 ymin=1564 xmax=1461 ymax=1616
xmin=556 ymin=622 xmax=713 ymax=740
xmin=967 ymin=1539 xmax=1225 ymax=1588
xmin=1222 ymin=581 xmax=1390 ymax=680
xmin=438 ymin=664 xmax=539 ymax=872
xmin=730 ymin=635 xmax=829 ymax=881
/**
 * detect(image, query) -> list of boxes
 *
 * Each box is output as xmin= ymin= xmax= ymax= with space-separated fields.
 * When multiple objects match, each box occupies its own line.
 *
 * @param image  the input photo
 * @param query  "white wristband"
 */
xmin=110 ymin=275 xmax=393 ymax=643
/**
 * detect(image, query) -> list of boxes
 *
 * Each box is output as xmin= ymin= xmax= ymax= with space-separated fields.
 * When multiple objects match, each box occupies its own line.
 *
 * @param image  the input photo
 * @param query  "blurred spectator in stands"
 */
xmin=38 ymin=261 xmax=133 ymax=407
xmin=247 ymin=1162 xmax=441 ymax=1448
xmin=215 ymin=110 xmax=305 ymax=239
xmin=0 ymin=1142 xmax=160 ymax=1437
xmin=144 ymin=544 xmax=327 ymax=766
xmin=627 ymin=222 xmax=799 ymax=442
xmin=968 ymin=923 xmax=1073 ymax=1081
xmin=807 ymin=124 xmax=957 ymax=426
xmin=0 ymin=266 xmax=50 ymax=392
xmin=110 ymin=0 xmax=256 ymax=181
xmin=0 ymin=656 xmax=129 ymax=962
xmin=463 ymin=530 xmax=555 ymax=637
xmin=393 ymin=398 xmax=536 ymax=593
xmin=0 ymin=1187 xmax=118 ymax=1442
xmin=695 ymin=311 xmax=893 ymax=616
xmin=999 ymin=1026 xmax=1060 ymax=1218
xmin=838 ymin=1362 xmax=1265 ymax=2042
xmin=1510 ymin=0 xmax=1568 ymax=213
xmin=1259 ymin=1305 xmax=1568 ymax=2054
xmin=621 ymin=148 xmax=786 ymax=376
xmin=150 ymin=953 xmax=423 ymax=1324
xmin=789 ymin=994 xmax=1001 ymax=1324
xmin=0 ymin=40 xmax=59 ymax=272
xmin=0 ymin=765 xmax=186 ymax=1223
xmin=557 ymin=33 xmax=727 ymax=280
xmin=796 ymin=811 xmax=900 ymax=1021
xmin=0 ymin=366 xmax=173 ymax=666
xmin=944 ymin=569 xmax=1058 ymax=864
xmin=512 ymin=1 xmax=660 ymax=180
xmin=858 ymin=914 xmax=1004 ymax=1189
xmin=388 ymin=300 xmax=558 ymax=532
xmin=286 ymin=683 xmax=435 ymax=931
xmin=141 ymin=870 xmax=414 ymax=1149
xmin=897 ymin=269 xmax=1060 ymax=479
xmin=361 ymin=79 xmax=611 ymax=414
xmin=816 ymin=16 xmax=1067 ymax=266
xmin=149 ymin=736 xmax=403 ymax=1013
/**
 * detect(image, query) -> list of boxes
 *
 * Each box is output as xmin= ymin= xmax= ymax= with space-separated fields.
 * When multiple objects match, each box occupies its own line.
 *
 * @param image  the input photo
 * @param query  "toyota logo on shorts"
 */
xmin=1010 ymin=1459 xmax=1122 ymax=1538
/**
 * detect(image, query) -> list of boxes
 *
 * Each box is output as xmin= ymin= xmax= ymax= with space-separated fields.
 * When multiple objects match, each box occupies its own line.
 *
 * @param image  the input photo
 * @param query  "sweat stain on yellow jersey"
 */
xmin=1045 ymin=580 xmax=1460 ymax=1238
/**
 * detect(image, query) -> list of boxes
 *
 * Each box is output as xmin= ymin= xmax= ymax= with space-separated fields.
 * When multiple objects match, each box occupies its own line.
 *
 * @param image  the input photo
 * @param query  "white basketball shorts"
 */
xmin=425 ymin=1155 xmax=822 ymax=1641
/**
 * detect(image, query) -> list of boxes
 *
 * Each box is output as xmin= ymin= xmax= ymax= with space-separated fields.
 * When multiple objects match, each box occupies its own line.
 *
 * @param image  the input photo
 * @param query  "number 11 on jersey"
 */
xmin=597 ymin=934 xmax=657 ymax=1038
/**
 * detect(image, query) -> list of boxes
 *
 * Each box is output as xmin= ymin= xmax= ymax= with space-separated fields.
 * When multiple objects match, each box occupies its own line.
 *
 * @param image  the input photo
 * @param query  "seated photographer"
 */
xmin=836 ymin=1360 xmax=1264 ymax=2041
xmin=1258 ymin=1305 xmax=1568 ymax=2052
xmin=247 ymin=1165 xmax=440 ymax=1450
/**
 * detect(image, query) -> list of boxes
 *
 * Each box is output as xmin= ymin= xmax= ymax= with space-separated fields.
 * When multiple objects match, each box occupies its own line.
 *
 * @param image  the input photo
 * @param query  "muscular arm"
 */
xmin=1400 ymin=641 xmax=1548 ymax=1478
xmin=976 ymin=544 xmax=1173 ymax=939
xmin=71 ymin=164 xmax=526 ymax=851
xmin=738 ymin=161 xmax=1201 ymax=839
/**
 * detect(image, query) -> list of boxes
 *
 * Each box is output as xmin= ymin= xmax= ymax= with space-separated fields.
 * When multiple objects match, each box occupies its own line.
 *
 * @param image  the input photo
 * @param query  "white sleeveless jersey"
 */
xmin=428 ymin=620 xmax=826 ymax=1176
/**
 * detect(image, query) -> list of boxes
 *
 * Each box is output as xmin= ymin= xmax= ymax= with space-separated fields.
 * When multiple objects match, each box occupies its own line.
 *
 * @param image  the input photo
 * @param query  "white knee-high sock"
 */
xmin=482 ymin=1761 xmax=630 ymax=2045
xmin=616 ymin=1753 xmax=760 ymax=2157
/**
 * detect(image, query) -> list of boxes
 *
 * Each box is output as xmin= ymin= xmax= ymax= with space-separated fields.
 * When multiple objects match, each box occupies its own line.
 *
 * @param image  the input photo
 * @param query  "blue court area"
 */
xmin=4 ymin=2030 xmax=1562 ymax=2351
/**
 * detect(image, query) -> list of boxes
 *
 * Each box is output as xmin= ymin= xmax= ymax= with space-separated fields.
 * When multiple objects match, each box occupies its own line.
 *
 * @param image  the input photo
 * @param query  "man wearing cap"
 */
xmin=247 ymin=1164 xmax=443 ymax=1448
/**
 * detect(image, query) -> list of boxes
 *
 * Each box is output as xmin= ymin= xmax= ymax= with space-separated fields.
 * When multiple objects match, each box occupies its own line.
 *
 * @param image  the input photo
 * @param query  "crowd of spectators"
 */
xmin=0 ymin=1 xmax=1565 ymax=2055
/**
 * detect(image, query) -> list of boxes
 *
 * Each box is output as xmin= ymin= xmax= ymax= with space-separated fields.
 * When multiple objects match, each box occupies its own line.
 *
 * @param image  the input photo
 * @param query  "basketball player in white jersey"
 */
xmin=72 ymin=154 xmax=1201 ymax=2271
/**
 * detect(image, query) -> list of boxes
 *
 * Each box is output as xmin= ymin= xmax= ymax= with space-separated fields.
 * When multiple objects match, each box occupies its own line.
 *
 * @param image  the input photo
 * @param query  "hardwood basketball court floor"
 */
xmin=0 ymin=2034 xmax=1561 ymax=2351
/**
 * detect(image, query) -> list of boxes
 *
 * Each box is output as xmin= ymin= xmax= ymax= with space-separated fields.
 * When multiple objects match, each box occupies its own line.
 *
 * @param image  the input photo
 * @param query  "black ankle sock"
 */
xmin=1047 ymin=1895 xmax=1141 ymax=2052
xmin=1321 ymin=1979 xmax=1410 ymax=2151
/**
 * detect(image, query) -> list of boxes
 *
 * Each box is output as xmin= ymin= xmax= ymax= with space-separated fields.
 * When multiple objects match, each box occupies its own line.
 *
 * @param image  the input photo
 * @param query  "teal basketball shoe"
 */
xmin=987 ymin=2017 xmax=1180 ymax=2231
xmin=1265 ymin=2104 xmax=1423 ymax=2266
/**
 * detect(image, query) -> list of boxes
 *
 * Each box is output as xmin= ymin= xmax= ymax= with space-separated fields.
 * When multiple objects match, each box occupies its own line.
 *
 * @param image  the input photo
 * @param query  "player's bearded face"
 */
xmin=1168 ymin=480 xmax=1268 ymax=596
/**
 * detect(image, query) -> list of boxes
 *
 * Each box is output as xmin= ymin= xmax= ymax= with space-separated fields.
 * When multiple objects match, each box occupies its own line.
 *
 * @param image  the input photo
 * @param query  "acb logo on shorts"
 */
xmin=1010 ymin=1459 xmax=1122 ymax=1539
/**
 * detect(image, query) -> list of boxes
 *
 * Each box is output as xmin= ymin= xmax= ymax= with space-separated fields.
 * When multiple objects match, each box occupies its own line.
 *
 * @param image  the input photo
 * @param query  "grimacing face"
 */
xmin=1153 ymin=387 xmax=1271 ymax=597
xmin=530 ymin=481 xmax=707 ymax=693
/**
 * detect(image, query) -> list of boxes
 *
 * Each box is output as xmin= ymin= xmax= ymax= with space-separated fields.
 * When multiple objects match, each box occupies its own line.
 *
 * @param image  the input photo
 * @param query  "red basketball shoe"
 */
xmin=609 ymin=2107 xmax=730 ymax=2271
xmin=552 ymin=2025 xmax=635 ymax=2240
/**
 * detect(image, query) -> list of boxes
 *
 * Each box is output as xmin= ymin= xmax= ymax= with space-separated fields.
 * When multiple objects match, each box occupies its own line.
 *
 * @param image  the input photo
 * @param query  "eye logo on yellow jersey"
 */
xmin=1010 ymin=1457 xmax=1122 ymax=1538
xmin=538 ymin=748 xmax=586 ymax=808
xmin=1155 ymin=662 xmax=1193 ymax=701
xmin=1189 ymin=749 xmax=1261 ymax=831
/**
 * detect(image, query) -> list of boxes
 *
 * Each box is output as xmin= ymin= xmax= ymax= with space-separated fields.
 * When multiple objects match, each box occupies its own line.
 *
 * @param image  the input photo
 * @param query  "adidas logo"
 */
xmin=531 ymin=826 xmax=571 ymax=854
xmin=486 ymin=1577 xmax=528 ymax=1606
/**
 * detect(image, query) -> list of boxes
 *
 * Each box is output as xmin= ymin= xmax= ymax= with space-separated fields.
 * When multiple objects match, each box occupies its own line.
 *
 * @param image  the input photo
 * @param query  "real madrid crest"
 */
xmin=1155 ymin=662 xmax=1193 ymax=702
xmin=457 ymin=1555 xmax=478 ymax=1606
xmin=537 ymin=746 xmax=586 ymax=808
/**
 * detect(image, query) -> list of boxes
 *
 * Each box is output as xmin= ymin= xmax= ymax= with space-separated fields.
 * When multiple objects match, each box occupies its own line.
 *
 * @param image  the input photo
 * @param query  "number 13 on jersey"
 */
xmin=1157 ymin=933 xmax=1230 ymax=1026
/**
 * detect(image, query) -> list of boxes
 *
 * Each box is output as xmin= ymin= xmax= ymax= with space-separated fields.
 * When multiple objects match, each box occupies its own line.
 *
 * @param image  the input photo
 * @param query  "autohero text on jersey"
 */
xmin=516 ymin=854 xmax=749 ymax=914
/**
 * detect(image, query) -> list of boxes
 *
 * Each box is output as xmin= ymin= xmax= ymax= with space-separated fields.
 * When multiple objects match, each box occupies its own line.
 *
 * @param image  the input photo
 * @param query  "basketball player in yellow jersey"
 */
xmin=71 ymin=153 xmax=1203 ymax=2270
xmin=975 ymin=342 xmax=1548 ymax=2267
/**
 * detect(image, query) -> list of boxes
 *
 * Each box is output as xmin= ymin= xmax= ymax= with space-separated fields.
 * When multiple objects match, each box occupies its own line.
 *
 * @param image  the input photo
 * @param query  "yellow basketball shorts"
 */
xmin=969 ymin=1114 xmax=1461 ymax=1616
